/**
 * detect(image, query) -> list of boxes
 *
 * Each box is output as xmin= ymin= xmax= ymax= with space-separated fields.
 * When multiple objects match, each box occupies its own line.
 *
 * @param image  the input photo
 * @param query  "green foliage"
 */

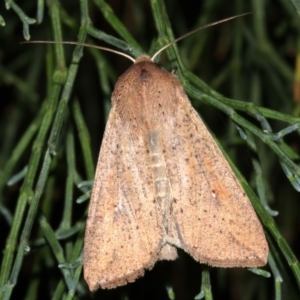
xmin=0 ymin=0 xmax=300 ymax=299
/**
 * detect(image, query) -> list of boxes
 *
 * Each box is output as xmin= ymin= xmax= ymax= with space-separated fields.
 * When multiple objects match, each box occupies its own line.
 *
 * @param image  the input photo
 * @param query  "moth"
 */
xmin=83 ymin=15 xmax=268 ymax=291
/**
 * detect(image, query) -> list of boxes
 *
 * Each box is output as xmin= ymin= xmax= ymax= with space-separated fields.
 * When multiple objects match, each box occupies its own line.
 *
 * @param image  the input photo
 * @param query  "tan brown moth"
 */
xmin=82 ymin=14 xmax=268 ymax=291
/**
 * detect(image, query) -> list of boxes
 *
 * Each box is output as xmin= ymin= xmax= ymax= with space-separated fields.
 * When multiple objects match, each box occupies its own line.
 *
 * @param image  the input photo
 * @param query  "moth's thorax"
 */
xmin=111 ymin=55 xmax=184 ymax=134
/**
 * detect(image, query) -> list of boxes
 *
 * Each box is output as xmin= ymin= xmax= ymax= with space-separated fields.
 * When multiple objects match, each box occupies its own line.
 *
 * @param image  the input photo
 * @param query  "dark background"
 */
xmin=0 ymin=0 xmax=300 ymax=299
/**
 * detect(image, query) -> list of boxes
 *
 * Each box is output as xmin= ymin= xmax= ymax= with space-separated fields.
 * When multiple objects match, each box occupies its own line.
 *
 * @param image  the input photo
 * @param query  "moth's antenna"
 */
xmin=21 ymin=41 xmax=136 ymax=63
xmin=22 ymin=13 xmax=251 ymax=64
xmin=151 ymin=12 xmax=252 ymax=62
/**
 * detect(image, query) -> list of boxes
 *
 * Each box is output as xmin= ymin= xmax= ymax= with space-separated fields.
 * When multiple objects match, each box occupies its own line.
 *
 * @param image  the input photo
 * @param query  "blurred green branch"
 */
xmin=0 ymin=0 xmax=299 ymax=299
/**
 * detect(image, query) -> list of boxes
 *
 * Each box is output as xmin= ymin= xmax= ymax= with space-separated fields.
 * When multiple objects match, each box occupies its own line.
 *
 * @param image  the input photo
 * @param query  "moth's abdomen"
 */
xmin=148 ymin=131 xmax=171 ymax=230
